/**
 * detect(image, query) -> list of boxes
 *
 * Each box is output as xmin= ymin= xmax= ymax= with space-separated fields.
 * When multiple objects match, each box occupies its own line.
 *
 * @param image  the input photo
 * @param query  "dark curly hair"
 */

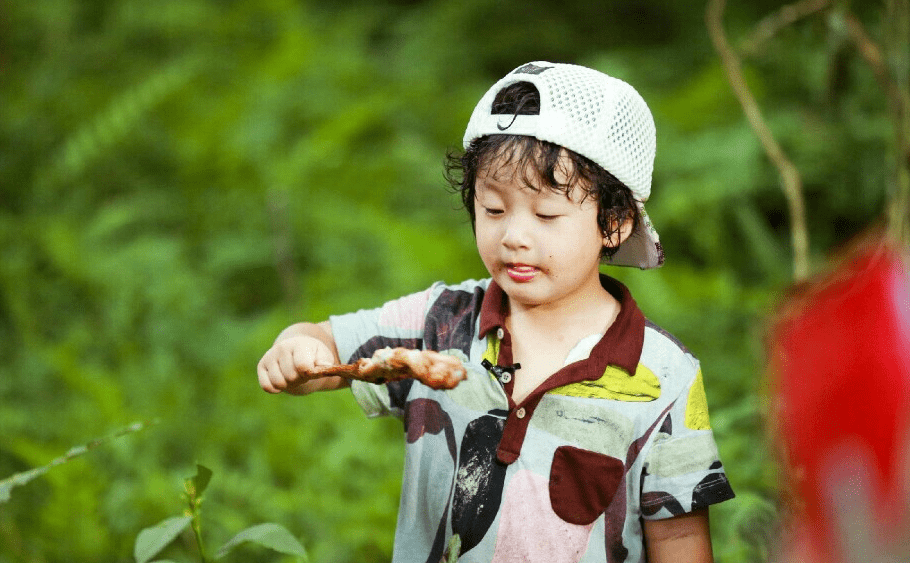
xmin=444 ymin=81 xmax=640 ymax=259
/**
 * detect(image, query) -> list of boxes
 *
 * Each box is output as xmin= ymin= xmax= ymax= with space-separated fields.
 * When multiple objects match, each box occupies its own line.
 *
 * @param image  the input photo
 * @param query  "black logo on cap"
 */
xmin=513 ymin=63 xmax=553 ymax=75
xmin=496 ymin=117 xmax=517 ymax=131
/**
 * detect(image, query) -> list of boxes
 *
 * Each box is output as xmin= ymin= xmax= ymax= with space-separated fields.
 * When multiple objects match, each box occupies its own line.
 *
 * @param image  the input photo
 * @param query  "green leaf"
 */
xmin=35 ymin=54 xmax=202 ymax=191
xmin=134 ymin=515 xmax=193 ymax=563
xmin=188 ymin=464 xmax=213 ymax=497
xmin=214 ymin=523 xmax=307 ymax=560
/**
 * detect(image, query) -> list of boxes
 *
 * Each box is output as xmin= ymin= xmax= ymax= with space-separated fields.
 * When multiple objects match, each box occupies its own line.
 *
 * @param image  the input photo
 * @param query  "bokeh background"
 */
xmin=1 ymin=0 xmax=905 ymax=561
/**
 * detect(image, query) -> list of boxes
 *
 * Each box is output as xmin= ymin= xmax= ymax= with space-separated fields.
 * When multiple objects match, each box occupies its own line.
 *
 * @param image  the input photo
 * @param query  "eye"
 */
xmin=483 ymin=207 xmax=504 ymax=216
xmin=536 ymin=213 xmax=561 ymax=221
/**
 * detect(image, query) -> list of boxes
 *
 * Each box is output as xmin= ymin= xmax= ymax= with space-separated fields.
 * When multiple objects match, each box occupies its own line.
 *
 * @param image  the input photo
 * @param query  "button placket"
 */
xmin=497 ymin=396 xmax=542 ymax=464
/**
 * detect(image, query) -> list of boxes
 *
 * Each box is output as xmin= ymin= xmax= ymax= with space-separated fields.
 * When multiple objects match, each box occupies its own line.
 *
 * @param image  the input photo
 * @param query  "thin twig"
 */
xmin=886 ymin=0 xmax=910 ymax=244
xmin=740 ymin=0 xmax=832 ymax=55
xmin=707 ymin=0 xmax=812 ymax=281
xmin=841 ymin=12 xmax=908 ymax=126
xmin=841 ymin=8 xmax=910 ymax=243
xmin=0 ymin=420 xmax=157 ymax=503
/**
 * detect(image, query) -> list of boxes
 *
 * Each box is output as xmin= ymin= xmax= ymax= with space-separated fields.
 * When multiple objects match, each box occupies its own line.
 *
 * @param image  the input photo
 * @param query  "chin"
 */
xmin=500 ymin=285 xmax=549 ymax=306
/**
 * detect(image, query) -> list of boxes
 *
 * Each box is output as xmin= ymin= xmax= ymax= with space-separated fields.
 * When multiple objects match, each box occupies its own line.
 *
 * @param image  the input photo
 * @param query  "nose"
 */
xmin=500 ymin=214 xmax=531 ymax=250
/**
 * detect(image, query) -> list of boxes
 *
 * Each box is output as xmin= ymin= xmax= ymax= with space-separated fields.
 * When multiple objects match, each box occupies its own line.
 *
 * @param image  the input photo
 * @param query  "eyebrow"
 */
xmin=475 ymin=178 xmax=503 ymax=191
xmin=474 ymin=175 xmax=514 ymax=195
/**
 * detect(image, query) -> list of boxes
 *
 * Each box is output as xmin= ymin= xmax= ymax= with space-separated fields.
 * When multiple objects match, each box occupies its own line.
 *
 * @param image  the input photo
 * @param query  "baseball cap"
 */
xmin=463 ymin=61 xmax=664 ymax=269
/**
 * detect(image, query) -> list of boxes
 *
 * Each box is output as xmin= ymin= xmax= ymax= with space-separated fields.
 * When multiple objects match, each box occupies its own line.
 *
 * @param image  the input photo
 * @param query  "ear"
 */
xmin=603 ymin=216 xmax=634 ymax=248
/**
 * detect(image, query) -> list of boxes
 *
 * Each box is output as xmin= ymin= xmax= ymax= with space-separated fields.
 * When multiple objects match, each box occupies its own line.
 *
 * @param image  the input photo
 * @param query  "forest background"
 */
xmin=1 ymin=0 xmax=906 ymax=561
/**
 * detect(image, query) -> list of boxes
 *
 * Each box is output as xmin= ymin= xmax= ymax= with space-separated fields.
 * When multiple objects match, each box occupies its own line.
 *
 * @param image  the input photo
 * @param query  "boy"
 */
xmin=258 ymin=61 xmax=734 ymax=562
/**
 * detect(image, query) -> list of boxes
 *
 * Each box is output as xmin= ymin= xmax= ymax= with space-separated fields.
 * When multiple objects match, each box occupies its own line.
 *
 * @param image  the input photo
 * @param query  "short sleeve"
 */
xmin=329 ymin=284 xmax=439 ymax=418
xmin=640 ymin=362 xmax=735 ymax=519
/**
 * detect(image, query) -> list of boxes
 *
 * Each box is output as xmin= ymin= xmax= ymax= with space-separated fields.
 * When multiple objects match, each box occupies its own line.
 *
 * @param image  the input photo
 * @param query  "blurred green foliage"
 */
xmin=0 ymin=1 xmax=901 ymax=562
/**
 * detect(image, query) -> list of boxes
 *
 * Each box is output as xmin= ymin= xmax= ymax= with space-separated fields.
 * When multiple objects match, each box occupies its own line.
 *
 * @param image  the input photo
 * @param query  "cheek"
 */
xmin=473 ymin=220 xmax=495 ymax=254
xmin=560 ymin=225 xmax=606 ymax=260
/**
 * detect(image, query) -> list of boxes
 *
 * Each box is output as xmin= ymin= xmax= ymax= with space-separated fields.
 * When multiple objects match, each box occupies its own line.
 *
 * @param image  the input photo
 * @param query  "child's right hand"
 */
xmin=257 ymin=334 xmax=338 ymax=394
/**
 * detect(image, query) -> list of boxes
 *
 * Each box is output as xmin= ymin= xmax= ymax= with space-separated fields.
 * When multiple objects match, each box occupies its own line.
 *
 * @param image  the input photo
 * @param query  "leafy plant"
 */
xmin=134 ymin=464 xmax=307 ymax=563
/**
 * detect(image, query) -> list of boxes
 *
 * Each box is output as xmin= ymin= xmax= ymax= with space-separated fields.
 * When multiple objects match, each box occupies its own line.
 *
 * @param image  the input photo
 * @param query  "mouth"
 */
xmin=505 ymin=264 xmax=539 ymax=282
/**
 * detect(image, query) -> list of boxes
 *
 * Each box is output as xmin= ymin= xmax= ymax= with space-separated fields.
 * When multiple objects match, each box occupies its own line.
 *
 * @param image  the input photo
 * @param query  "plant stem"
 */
xmin=186 ymin=484 xmax=209 ymax=563
xmin=842 ymin=4 xmax=910 ymax=245
xmin=191 ymin=516 xmax=208 ymax=563
xmin=740 ymin=0 xmax=831 ymax=55
xmin=887 ymin=0 xmax=910 ymax=245
xmin=707 ymin=0 xmax=812 ymax=281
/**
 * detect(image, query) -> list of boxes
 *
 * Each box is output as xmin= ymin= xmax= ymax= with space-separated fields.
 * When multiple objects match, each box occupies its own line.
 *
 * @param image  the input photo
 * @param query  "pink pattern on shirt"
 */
xmin=491 ymin=469 xmax=595 ymax=563
xmin=377 ymin=289 xmax=431 ymax=331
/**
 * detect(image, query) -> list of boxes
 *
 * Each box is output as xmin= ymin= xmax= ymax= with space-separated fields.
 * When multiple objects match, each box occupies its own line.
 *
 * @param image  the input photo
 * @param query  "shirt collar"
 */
xmin=478 ymin=274 xmax=645 ymax=376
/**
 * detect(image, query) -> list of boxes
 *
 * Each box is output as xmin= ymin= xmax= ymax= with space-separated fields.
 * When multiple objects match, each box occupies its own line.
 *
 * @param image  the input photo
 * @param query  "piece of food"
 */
xmin=312 ymin=347 xmax=467 ymax=390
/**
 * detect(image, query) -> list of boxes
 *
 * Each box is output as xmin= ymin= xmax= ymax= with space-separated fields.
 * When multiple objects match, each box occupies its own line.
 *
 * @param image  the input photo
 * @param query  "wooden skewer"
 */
xmin=310 ymin=347 xmax=467 ymax=390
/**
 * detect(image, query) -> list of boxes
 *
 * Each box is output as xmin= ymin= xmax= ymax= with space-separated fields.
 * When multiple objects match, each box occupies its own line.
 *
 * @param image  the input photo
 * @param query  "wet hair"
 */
xmin=445 ymin=81 xmax=640 ymax=259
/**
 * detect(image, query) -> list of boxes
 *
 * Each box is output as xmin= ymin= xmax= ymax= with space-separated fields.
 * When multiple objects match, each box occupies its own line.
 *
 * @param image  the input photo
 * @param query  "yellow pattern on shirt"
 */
xmin=482 ymin=335 xmax=500 ymax=383
xmin=549 ymin=364 xmax=661 ymax=402
xmin=684 ymin=368 xmax=711 ymax=430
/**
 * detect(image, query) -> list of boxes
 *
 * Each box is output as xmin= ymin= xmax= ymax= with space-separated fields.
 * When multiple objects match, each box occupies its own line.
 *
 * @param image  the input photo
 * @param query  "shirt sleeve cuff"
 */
xmin=350 ymin=380 xmax=397 ymax=418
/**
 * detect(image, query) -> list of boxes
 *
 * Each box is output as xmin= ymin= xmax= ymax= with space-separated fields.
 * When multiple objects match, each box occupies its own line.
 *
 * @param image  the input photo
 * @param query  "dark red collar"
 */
xmin=478 ymin=274 xmax=645 ymax=378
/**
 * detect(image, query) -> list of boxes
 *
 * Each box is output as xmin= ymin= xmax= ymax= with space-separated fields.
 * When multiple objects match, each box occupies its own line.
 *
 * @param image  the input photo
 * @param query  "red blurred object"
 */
xmin=770 ymin=238 xmax=910 ymax=560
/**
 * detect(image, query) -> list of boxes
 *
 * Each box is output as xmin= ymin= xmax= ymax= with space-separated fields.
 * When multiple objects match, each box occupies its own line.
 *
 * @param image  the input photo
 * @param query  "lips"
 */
xmin=506 ymin=264 xmax=538 ymax=282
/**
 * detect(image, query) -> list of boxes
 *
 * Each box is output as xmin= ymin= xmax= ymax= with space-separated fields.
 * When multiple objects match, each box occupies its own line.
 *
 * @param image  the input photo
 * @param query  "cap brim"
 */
xmin=604 ymin=202 xmax=664 ymax=269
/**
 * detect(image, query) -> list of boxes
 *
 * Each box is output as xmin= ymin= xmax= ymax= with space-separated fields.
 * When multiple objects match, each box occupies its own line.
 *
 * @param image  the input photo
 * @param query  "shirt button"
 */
xmin=496 ymin=327 xmax=505 ymax=339
xmin=516 ymin=407 xmax=526 ymax=419
xmin=500 ymin=372 xmax=512 ymax=384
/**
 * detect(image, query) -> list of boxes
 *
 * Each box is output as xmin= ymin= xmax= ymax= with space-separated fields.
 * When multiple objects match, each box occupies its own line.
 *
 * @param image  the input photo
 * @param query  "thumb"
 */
xmin=313 ymin=342 xmax=336 ymax=369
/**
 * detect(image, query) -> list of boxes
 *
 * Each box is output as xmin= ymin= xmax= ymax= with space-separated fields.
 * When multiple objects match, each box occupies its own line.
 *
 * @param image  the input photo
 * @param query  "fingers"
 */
xmin=257 ymin=347 xmax=289 ymax=394
xmin=257 ymin=336 xmax=336 ymax=393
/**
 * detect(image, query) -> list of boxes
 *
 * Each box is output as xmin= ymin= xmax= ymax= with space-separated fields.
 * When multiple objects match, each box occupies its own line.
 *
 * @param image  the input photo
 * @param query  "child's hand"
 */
xmin=257 ymin=335 xmax=338 ymax=394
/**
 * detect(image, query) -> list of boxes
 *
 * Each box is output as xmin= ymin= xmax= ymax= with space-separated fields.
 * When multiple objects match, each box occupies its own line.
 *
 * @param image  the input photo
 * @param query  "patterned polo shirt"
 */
xmin=330 ymin=275 xmax=734 ymax=563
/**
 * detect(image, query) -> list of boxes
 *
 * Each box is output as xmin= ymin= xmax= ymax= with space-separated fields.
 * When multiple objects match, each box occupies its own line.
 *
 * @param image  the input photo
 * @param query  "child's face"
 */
xmin=474 ymin=153 xmax=610 ymax=311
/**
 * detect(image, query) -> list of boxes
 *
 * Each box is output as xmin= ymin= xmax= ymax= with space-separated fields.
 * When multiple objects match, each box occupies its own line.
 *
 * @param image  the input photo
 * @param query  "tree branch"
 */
xmin=841 ymin=11 xmax=908 ymax=126
xmin=707 ymin=0 xmax=812 ymax=281
xmin=740 ymin=0 xmax=832 ymax=55
xmin=842 ymin=5 xmax=910 ymax=244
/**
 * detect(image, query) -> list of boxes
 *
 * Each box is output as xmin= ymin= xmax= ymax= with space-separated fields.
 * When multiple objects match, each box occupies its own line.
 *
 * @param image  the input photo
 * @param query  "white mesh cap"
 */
xmin=463 ymin=61 xmax=664 ymax=269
